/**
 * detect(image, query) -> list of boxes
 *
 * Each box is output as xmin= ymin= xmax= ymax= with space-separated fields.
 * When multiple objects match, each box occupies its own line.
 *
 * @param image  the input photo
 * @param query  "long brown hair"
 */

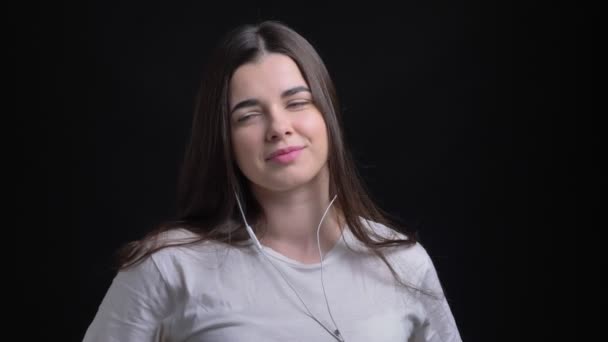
xmin=117 ymin=20 xmax=418 ymax=286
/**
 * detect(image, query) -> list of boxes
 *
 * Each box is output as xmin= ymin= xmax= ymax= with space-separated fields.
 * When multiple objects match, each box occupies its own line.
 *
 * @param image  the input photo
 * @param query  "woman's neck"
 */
xmin=251 ymin=174 xmax=343 ymax=263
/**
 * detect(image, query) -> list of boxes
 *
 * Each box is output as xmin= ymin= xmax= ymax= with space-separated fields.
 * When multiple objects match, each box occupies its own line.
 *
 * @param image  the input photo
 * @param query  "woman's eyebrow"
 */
xmin=231 ymin=86 xmax=311 ymax=115
xmin=230 ymin=99 xmax=260 ymax=115
xmin=281 ymin=86 xmax=311 ymax=98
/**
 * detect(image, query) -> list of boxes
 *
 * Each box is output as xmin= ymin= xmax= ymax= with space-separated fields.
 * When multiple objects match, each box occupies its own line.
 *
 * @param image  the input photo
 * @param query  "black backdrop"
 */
xmin=32 ymin=1 xmax=577 ymax=341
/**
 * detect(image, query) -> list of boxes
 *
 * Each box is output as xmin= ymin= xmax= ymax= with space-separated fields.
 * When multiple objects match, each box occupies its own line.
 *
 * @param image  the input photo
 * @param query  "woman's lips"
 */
xmin=268 ymin=148 xmax=304 ymax=164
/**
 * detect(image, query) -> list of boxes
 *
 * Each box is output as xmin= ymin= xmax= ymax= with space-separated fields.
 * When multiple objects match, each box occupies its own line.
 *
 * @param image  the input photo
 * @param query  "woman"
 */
xmin=84 ymin=20 xmax=462 ymax=341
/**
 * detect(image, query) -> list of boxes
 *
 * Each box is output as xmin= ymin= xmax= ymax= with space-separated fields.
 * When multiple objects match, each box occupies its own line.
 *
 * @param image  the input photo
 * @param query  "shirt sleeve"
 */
xmin=410 ymin=255 xmax=462 ymax=342
xmin=83 ymin=254 xmax=175 ymax=342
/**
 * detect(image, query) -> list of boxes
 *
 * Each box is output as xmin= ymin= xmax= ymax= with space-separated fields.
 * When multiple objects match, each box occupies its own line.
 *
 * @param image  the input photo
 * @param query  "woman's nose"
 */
xmin=265 ymin=106 xmax=293 ymax=141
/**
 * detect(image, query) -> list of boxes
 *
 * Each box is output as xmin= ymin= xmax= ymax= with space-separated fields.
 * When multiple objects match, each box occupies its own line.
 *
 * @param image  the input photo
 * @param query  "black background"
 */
xmin=30 ymin=1 xmax=578 ymax=341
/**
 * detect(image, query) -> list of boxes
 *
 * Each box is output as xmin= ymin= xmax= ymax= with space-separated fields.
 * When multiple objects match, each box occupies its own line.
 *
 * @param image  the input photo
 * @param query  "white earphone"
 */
xmin=233 ymin=190 xmax=345 ymax=342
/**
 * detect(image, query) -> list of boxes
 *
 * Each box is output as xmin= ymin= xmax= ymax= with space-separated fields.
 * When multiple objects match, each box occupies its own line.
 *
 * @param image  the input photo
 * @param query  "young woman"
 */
xmin=84 ymin=20 xmax=462 ymax=342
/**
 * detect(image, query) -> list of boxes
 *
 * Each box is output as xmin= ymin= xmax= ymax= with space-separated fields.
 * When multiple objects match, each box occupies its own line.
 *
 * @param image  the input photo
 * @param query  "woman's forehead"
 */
xmin=229 ymin=53 xmax=308 ymax=102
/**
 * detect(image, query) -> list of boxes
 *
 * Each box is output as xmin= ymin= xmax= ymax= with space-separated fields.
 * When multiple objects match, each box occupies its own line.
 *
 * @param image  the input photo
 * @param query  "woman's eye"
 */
xmin=237 ymin=113 xmax=259 ymax=122
xmin=288 ymin=101 xmax=308 ymax=108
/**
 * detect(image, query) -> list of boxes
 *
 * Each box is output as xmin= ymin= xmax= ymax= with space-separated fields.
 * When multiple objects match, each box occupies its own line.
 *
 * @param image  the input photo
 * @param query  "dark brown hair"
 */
xmin=117 ymin=20 xmax=418 ymax=287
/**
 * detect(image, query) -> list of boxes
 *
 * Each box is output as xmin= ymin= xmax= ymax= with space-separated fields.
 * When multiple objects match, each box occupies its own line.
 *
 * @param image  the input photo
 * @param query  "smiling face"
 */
xmin=229 ymin=53 xmax=329 ymax=193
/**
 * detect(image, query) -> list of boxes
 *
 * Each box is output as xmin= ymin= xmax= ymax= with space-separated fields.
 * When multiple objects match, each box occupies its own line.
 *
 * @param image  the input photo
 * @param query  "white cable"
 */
xmin=317 ymin=194 xmax=341 ymax=339
xmin=234 ymin=191 xmax=344 ymax=342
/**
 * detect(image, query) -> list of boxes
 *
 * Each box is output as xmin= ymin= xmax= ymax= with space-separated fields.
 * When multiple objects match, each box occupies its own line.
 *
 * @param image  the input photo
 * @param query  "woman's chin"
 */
xmin=253 ymin=176 xmax=315 ymax=193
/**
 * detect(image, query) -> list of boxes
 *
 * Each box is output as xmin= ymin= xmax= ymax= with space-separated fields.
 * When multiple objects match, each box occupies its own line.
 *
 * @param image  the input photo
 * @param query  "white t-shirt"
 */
xmin=83 ymin=219 xmax=462 ymax=341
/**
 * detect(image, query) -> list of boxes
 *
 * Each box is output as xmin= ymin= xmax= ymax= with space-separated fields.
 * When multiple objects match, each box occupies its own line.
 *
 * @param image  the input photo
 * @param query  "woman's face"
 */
xmin=229 ymin=53 xmax=329 ymax=193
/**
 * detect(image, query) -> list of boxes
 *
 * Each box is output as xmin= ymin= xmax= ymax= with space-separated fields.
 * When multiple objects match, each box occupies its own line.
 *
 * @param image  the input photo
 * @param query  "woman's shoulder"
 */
xmin=360 ymin=218 xmax=435 ymax=280
xmin=125 ymin=228 xmax=243 ymax=279
xmin=149 ymin=227 xmax=245 ymax=263
xmin=155 ymin=227 xmax=202 ymax=245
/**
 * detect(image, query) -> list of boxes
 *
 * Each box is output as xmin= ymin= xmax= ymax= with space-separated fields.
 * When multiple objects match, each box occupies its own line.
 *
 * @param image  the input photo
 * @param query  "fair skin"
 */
xmin=229 ymin=53 xmax=343 ymax=264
